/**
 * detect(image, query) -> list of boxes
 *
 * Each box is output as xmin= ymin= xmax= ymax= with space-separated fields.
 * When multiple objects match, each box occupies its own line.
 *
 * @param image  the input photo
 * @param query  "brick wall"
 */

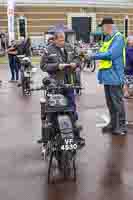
xmin=0 ymin=6 xmax=133 ymax=36
xmin=96 ymin=7 xmax=133 ymax=34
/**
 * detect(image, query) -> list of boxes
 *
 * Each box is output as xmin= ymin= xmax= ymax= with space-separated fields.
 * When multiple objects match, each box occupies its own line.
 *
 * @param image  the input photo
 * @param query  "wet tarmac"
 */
xmin=0 ymin=64 xmax=133 ymax=200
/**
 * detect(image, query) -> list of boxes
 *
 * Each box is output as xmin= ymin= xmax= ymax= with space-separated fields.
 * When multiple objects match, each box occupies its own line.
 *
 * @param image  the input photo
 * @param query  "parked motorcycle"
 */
xmin=31 ymin=77 xmax=85 ymax=183
xmin=17 ymin=55 xmax=32 ymax=96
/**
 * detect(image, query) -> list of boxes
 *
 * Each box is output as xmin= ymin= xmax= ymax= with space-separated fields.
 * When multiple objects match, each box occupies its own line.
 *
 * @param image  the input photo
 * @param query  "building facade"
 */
xmin=0 ymin=0 xmax=133 ymax=39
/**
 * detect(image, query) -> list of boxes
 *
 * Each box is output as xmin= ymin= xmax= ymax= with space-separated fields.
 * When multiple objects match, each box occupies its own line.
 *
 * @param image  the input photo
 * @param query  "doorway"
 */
xmin=72 ymin=17 xmax=92 ymax=42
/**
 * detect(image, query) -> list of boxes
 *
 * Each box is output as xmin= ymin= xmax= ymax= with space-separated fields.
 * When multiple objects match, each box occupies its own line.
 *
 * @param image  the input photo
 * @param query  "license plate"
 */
xmin=61 ymin=138 xmax=77 ymax=151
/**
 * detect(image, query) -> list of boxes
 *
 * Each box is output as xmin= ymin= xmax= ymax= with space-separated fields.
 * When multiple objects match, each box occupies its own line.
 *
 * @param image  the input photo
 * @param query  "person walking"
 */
xmin=7 ymin=40 xmax=19 ymax=82
xmin=89 ymin=17 xmax=127 ymax=136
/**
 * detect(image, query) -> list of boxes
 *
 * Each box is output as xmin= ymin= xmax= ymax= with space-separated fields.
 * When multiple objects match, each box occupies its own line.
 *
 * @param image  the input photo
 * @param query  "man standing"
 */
xmin=7 ymin=40 xmax=19 ymax=82
xmin=90 ymin=17 xmax=127 ymax=136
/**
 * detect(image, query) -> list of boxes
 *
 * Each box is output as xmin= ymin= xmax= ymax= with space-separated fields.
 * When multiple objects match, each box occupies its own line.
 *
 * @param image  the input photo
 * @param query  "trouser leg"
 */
xmin=13 ymin=57 xmax=20 ymax=80
xmin=64 ymin=88 xmax=78 ymax=121
xmin=110 ymin=85 xmax=126 ymax=131
xmin=8 ymin=56 xmax=15 ymax=80
xmin=104 ymin=85 xmax=116 ymax=128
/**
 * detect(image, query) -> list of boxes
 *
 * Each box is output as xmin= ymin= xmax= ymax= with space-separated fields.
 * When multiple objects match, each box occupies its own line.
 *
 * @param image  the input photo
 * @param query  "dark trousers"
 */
xmin=64 ymin=88 xmax=78 ymax=121
xmin=8 ymin=55 xmax=19 ymax=80
xmin=104 ymin=85 xmax=126 ymax=131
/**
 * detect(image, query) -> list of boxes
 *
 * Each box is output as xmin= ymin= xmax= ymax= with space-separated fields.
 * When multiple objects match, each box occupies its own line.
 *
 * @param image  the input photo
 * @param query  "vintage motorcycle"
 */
xmin=17 ymin=55 xmax=33 ymax=96
xmin=31 ymin=77 xmax=85 ymax=183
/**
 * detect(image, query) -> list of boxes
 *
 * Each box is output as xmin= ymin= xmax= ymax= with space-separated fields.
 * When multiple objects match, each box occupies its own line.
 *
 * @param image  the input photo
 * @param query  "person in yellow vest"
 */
xmin=90 ymin=17 xmax=127 ymax=136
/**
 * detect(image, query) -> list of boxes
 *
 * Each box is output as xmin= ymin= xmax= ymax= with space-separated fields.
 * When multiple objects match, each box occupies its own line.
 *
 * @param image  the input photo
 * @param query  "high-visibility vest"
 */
xmin=99 ymin=32 xmax=126 ymax=70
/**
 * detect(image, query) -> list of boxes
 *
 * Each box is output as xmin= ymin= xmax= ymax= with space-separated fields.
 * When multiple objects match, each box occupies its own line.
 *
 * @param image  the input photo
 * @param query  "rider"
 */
xmin=40 ymin=31 xmax=85 ymax=146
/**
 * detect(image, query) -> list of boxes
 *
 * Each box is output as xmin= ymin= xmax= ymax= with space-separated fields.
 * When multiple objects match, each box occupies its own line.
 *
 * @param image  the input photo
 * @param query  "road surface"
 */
xmin=0 ymin=64 xmax=133 ymax=200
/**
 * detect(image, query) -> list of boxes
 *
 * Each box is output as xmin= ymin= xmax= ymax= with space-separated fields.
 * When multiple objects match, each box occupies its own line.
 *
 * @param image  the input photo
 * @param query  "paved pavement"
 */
xmin=0 ymin=64 xmax=133 ymax=200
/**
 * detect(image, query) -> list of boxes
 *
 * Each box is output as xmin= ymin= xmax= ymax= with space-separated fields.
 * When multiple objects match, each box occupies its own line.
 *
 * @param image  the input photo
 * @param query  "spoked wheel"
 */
xmin=87 ymin=60 xmax=96 ymax=72
xmin=73 ymin=158 xmax=77 ymax=182
xmin=83 ymin=60 xmax=96 ymax=72
xmin=41 ymin=143 xmax=47 ymax=161
xmin=42 ymin=141 xmax=51 ymax=161
xmin=75 ymin=71 xmax=82 ymax=96
xmin=22 ymin=79 xmax=31 ymax=96
xmin=48 ymin=152 xmax=54 ymax=184
xmin=47 ymin=151 xmax=60 ymax=184
xmin=75 ymin=84 xmax=82 ymax=96
xmin=21 ymin=72 xmax=26 ymax=96
xmin=26 ymin=78 xmax=31 ymax=96
xmin=22 ymin=80 xmax=26 ymax=96
xmin=61 ymin=151 xmax=77 ymax=182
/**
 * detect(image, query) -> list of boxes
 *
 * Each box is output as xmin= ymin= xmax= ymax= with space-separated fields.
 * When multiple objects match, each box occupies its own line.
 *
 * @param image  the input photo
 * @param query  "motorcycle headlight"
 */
xmin=49 ymin=99 xmax=56 ymax=107
xmin=59 ymin=98 xmax=67 ymax=106
xmin=48 ymin=95 xmax=68 ymax=107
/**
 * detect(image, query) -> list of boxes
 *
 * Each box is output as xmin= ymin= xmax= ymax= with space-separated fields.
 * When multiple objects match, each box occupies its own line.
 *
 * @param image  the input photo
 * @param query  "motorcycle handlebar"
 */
xmin=30 ymin=86 xmax=44 ymax=91
xmin=30 ymin=84 xmax=83 ymax=92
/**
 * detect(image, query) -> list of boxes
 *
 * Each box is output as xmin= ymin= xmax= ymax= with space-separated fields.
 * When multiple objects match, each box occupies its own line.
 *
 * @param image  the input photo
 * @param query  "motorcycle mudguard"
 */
xmin=57 ymin=115 xmax=73 ymax=138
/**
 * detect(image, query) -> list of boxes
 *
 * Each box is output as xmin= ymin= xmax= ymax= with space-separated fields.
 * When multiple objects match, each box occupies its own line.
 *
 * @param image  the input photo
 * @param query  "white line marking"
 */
xmin=101 ymin=114 xmax=110 ymax=124
xmin=96 ymin=123 xmax=108 ymax=128
xmin=96 ymin=112 xmax=110 ymax=128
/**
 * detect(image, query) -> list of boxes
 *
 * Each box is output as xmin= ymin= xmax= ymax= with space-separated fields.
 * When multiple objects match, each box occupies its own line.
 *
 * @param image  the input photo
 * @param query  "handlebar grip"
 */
xmin=64 ymin=84 xmax=83 ymax=89
xmin=30 ymin=86 xmax=44 ymax=91
xmin=30 ymin=85 xmax=83 ymax=91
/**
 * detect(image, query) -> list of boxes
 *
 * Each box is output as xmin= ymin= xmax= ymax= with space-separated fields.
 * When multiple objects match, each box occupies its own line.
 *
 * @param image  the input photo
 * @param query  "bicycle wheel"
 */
xmin=47 ymin=152 xmax=54 ymax=184
xmin=48 ymin=150 xmax=60 ymax=184
xmin=72 ymin=158 xmax=77 ymax=182
xmin=89 ymin=60 xmax=96 ymax=72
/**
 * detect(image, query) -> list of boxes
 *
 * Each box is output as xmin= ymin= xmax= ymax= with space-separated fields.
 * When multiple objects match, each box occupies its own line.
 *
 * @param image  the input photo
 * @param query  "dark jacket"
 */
xmin=40 ymin=43 xmax=80 ymax=81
